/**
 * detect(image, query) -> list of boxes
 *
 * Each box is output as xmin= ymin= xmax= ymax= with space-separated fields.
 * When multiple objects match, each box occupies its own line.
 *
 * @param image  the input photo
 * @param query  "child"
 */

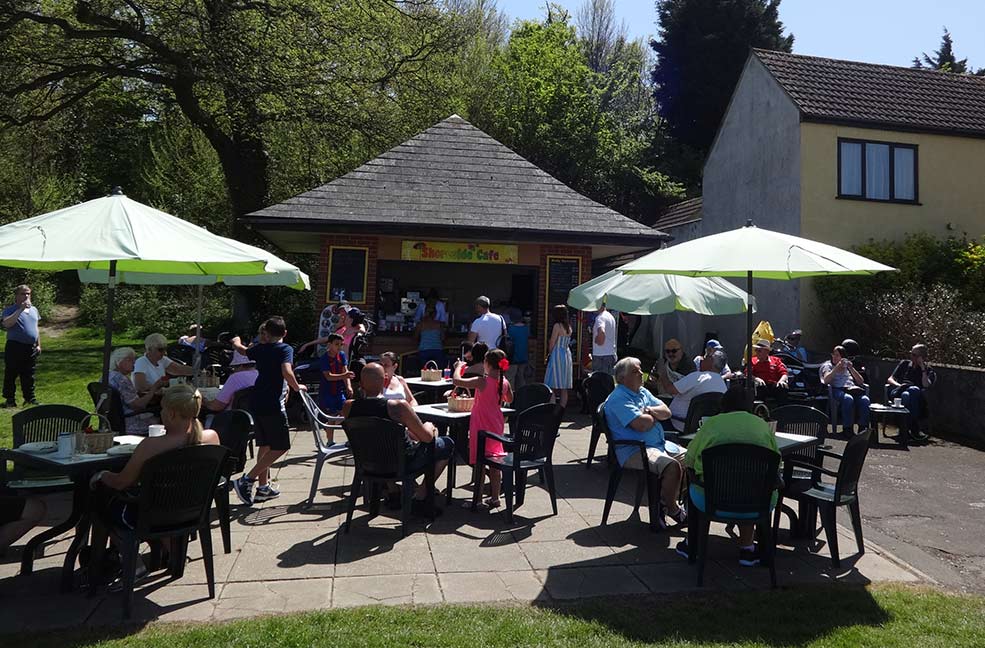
xmin=232 ymin=316 xmax=306 ymax=506
xmin=452 ymin=348 xmax=514 ymax=510
xmin=319 ymin=333 xmax=353 ymax=415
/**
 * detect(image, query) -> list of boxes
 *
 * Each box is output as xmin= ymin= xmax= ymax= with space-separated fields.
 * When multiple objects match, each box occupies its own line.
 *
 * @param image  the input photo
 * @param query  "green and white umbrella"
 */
xmin=618 ymin=220 xmax=896 ymax=405
xmin=567 ymin=269 xmax=753 ymax=316
xmin=0 ymin=188 xmax=304 ymax=386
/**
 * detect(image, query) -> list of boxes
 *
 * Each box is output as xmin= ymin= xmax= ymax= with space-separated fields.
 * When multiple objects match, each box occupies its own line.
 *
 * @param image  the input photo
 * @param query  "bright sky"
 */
xmin=496 ymin=0 xmax=985 ymax=69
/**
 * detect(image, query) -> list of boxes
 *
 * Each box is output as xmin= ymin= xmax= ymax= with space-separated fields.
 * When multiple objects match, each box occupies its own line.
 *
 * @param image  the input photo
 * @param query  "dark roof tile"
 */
xmin=754 ymin=49 xmax=985 ymax=137
xmin=653 ymin=197 xmax=702 ymax=230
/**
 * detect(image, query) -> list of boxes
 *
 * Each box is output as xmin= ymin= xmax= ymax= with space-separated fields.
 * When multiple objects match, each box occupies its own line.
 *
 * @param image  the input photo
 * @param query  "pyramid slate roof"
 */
xmin=754 ymin=49 xmax=985 ymax=138
xmin=245 ymin=115 xmax=667 ymax=246
xmin=653 ymin=197 xmax=702 ymax=230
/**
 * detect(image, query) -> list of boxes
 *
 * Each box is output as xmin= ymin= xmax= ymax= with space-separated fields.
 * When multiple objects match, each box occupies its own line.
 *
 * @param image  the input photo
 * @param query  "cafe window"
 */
xmin=838 ymin=138 xmax=918 ymax=203
xmin=327 ymin=246 xmax=368 ymax=304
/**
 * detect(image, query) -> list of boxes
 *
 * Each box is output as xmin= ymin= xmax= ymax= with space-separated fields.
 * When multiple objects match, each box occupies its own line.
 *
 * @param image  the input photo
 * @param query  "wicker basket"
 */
xmin=420 ymin=360 xmax=442 ymax=382
xmin=447 ymin=394 xmax=475 ymax=413
xmin=77 ymin=413 xmax=116 ymax=454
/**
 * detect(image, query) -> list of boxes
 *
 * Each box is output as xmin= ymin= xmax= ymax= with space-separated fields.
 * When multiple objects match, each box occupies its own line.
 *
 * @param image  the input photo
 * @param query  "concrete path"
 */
xmin=0 ymin=414 xmax=922 ymax=632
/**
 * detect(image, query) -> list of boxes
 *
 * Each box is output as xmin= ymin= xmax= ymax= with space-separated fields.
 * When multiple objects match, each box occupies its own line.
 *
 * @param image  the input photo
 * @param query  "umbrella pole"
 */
xmin=100 ymin=260 xmax=117 ymax=388
xmin=193 ymin=285 xmax=203 ymax=387
xmin=745 ymin=271 xmax=754 ymax=412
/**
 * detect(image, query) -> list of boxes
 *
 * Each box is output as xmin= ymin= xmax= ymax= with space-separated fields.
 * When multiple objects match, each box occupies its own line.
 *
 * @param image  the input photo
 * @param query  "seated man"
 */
xmin=820 ymin=345 xmax=870 ymax=435
xmin=692 ymin=339 xmax=731 ymax=376
xmin=343 ymin=363 xmax=454 ymax=513
xmin=786 ymin=329 xmax=808 ymax=362
xmin=750 ymin=339 xmax=788 ymax=402
xmin=887 ymin=343 xmax=936 ymax=442
xmin=676 ymin=389 xmax=779 ymax=566
xmin=661 ymin=350 xmax=728 ymax=432
xmin=202 ymin=352 xmax=258 ymax=413
xmin=0 ymin=489 xmax=45 ymax=555
xmin=604 ymin=357 xmax=687 ymax=527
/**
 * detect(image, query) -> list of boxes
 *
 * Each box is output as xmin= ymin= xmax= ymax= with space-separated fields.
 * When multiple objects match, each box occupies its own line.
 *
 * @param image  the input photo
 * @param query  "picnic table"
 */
xmin=403 ymin=377 xmax=453 ymax=404
xmin=1 ymin=446 xmax=129 ymax=591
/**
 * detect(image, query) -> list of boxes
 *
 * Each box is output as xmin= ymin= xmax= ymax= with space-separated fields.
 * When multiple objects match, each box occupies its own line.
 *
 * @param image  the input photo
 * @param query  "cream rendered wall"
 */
xmin=799 ymin=123 xmax=985 ymax=346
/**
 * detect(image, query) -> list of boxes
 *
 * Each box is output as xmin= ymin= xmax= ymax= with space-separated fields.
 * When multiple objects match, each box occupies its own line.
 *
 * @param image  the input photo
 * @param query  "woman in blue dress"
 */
xmin=544 ymin=305 xmax=573 ymax=408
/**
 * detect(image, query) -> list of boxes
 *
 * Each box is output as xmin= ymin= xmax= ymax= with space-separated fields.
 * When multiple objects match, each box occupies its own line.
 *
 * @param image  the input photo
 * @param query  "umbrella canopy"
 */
xmin=617 ymin=220 xmax=896 ymax=406
xmin=567 ymin=270 xmax=753 ymax=316
xmin=77 ymin=237 xmax=310 ymax=291
xmin=619 ymin=221 xmax=895 ymax=278
xmin=0 ymin=191 xmax=270 ymax=275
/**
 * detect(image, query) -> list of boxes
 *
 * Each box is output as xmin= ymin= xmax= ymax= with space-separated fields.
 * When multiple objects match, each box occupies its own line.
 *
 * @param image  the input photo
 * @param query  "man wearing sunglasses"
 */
xmin=659 ymin=338 xmax=693 ymax=383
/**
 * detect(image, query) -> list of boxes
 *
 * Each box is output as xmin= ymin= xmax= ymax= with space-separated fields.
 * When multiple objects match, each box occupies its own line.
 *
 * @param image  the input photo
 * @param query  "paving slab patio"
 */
xmin=0 ymin=414 xmax=926 ymax=631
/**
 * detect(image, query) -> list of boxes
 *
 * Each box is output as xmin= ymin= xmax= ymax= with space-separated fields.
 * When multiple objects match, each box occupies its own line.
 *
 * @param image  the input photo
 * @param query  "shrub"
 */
xmin=79 ymin=283 xmax=234 ymax=340
xmin=815 ymin=233 xmax=985 ymax=367
xmin=0 ymin=270 xmax=57 ymax=320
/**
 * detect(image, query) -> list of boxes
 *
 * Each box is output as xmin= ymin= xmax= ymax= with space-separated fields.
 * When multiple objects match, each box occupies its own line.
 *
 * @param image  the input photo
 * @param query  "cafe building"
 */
xmin=245 ymin=115 xmax=668 ymax=373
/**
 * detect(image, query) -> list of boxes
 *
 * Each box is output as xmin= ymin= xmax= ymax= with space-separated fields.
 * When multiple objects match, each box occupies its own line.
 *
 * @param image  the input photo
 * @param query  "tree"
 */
xmin=0 ymin=1 xmax=478 ymax=218
xmin=912 ymin=27 xmax=985 ymax=76
xmin=577 ymin=0 xmax=625 ymax=74
xmin=650 ymin=0 xmax=793 ymax=165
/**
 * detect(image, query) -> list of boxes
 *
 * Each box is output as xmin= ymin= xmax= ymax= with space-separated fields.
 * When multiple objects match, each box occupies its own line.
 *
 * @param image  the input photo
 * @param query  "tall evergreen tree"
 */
xmin=650 ymin=0 xmax=793 ymax=166
xmin=912 ymin=27 xmax=984 ymax=75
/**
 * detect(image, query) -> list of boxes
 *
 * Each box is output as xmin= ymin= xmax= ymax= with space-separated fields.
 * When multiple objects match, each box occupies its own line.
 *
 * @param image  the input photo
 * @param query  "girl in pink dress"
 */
xmin=452 ymin=348 xmax=514 ymax=510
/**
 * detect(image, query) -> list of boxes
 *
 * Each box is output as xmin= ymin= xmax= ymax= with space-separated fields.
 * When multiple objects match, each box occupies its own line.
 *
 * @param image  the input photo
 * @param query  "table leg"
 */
xmin=60 ymin=477 xmax=93 ymax=592
xmin=20 ymin=478 xmax=87 ymax=576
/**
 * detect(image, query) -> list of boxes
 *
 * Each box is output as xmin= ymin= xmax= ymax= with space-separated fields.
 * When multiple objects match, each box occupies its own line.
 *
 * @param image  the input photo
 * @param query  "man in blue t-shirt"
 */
xmin=505 ymin=310 xmax=530 ymax=389
xmin=231 ymin=316 xmax=306 ymax=506
xmin=603 ymin=356 xmax=687 ymax=528
xmin=2 ymin=284 xmax=41 ymax=407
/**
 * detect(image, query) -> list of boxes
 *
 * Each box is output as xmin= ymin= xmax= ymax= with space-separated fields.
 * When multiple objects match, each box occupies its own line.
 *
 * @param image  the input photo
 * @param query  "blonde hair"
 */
xmin=109 ymin=347 xmax=136 ymax=371
xmin=161 ymin=384 xmax=204 ymax=444
xmin=144 ymin=332 xmax=168 ymax=353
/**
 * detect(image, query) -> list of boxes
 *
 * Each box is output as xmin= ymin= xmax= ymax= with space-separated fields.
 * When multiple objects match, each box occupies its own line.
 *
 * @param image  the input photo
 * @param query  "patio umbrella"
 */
xmin=567 ymin=269 xmax=754 ymax=316
xmin=0 ymin=188 xmax=284 ymax=386
xmin=618 ymin=220 xmax=896 ymax=405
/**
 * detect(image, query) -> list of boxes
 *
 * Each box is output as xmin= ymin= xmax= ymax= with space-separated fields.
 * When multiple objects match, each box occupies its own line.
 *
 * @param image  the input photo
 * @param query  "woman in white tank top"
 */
xmin=379 ymin=352 xmax=418 ymax=406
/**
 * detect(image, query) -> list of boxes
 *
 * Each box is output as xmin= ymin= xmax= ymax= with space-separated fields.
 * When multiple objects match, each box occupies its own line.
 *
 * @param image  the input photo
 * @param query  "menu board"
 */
xmin=327 ymin=246 xmax=368 ymax=303
xmin=544 ymin=256 xmax=582 ymax=361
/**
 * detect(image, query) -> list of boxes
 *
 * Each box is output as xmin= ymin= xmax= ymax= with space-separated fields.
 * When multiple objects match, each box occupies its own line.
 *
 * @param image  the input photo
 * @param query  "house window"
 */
xmin=838 ymin=138 xmax=918 ymax=203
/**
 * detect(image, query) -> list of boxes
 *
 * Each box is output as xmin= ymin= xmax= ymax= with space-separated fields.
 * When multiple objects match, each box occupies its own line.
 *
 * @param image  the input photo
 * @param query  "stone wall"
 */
xmin=861 ymin=356 xmax=985 ymax=444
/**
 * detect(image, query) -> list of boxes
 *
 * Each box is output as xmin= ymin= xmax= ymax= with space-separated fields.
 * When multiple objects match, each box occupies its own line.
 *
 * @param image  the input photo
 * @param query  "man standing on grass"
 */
xmin=231 ymin=316 xmax=306 ymax=506
xmin=2 ymin=285 xmax=40 ymax=407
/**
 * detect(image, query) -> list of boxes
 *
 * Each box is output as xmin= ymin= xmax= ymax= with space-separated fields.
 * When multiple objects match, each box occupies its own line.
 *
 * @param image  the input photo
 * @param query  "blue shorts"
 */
xmin=320 ymin=390 xmax=346 ymax=415
xmin=689 ymin=484 xmax=776 ymax=520
xmin=407 ymin=436 xmax=455 ymax=473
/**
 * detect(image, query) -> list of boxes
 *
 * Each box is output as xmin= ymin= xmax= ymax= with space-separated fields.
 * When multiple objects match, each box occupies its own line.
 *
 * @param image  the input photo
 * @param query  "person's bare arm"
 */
xmin=282 ymin=363 xmax=306 ymax=392
xmin=204 ymin=397 xmax=228 ymax=412
xmin=341 ymin=399 xmax=353 ymax=418
xmin=1 ymin=304 xmax=26 ymax=329
xmin=594 ymin=322 xmax=605 ymax=346
xmin=390 ymin=400 xmax=436 ymax=443
xmin=229 ymin=336 xmax=249 ymax=354
xmin=132 ymin=371 xmax=152 ymax=394
xmin=820 ymin=364 xmax=836 ymax=385
xmin=398 ymin=376 xmax=418 ymax=407
xmin=548 ymin=324 xmax=559 ymax=353
xmin=467 ymin=331 xmax=477 ymax=344
xmin=166 ymin=362 xmax=194 ymax=377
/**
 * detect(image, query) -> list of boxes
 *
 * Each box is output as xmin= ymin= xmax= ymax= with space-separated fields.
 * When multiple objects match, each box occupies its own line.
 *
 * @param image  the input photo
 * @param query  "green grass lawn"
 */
xmin=0 ymin=327 xmax=140 ymax=449
xmin=17 ymin=584 xmax=985 ymax=647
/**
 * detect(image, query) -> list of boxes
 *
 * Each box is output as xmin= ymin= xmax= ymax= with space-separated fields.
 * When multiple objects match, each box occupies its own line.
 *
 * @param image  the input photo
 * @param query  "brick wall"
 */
xmin=537 ymin=244 xmax=593 ymax=380
xmin=317 ymin=235 xmax=379 ymax=313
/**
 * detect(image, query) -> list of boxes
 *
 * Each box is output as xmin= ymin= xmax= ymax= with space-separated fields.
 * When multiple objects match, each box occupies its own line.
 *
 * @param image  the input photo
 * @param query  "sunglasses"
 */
xmin=664 ymin=348 xmax=681 ymax=354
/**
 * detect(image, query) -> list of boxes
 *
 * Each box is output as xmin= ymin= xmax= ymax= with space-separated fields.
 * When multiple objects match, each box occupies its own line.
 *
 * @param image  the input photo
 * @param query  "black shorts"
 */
xmin=254 ymin=410 xmax=291 ymax=451
xmin=0 ymin=495 xmax=26 ymax=525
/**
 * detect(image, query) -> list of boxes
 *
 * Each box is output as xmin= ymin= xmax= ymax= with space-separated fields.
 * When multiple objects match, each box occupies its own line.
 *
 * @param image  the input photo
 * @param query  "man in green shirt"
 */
xmin=676 ymin=389 xmax=779 ymax=566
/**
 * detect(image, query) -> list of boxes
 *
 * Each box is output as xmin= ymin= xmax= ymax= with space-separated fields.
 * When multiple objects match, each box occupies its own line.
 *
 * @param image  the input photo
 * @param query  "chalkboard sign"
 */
xmin=544 ymin=256 xmax=582 ymax=360
xmin=328 ymin=246 xmax=368 ymax=304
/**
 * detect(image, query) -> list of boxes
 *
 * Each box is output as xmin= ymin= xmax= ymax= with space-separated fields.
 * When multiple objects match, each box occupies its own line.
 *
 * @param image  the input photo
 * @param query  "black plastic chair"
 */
xmin=166 ymin=343 xmax=195 ymax=366
xmin=342 ymin=416 xmax=449 ymax=537
xmin=5 ymin=404 xmax=90 ymax=490
xmin=476 ymin=403 xmax=562 ymax=523
xmin=679 ymin=392 xmax=724 ymax=438
xmin=511 ymin=383 xmax=553 ymax=416
xmin=772 ymin=405 xmax=831 ymax=536
xmin=87 ymin=381 xmax=142 ymax=435
xmin=89 ymin=444 xmax=228 ymax=618
xmin=687 ymin=444 xmax=781 ymax=587
xmin=584 ymin=372 xmax=616 ymax=468
xmin=211 ymin=409 xmax=254 ymax=554
xmin=299 ymin=390 xmax=350 ymax=505
xmin=775 ymin=429 xmax=871 ymax=567
xmin=230 ymin=386 xmax=255 ymax=458
xmin=598 ymin=403 xmax=663 ymax=532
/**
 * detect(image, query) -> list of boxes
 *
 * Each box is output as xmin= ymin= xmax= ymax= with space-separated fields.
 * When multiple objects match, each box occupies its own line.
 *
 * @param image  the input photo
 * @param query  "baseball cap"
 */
xmin=705 ymin=339 xmax=723 ymax=350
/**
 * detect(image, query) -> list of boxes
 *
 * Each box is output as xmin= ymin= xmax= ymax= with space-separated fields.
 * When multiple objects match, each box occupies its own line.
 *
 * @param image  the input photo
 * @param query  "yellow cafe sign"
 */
xmin=401 ymin=240 xmax=518 ymax=265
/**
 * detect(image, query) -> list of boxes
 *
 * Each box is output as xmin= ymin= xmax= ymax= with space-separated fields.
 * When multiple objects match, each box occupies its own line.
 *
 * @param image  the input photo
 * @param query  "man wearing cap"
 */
xmin=693 ymin=339 xmax=732 ymax=376
xmin=202 ymin=351 xmax=258 ymax=413
xmin=468 ymin=296 xmax=506 ymax=348
xmin=786 ymin=329 xmax=808 ymax=363
xmin=751 ymin=339 xmax=788 ymax=401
